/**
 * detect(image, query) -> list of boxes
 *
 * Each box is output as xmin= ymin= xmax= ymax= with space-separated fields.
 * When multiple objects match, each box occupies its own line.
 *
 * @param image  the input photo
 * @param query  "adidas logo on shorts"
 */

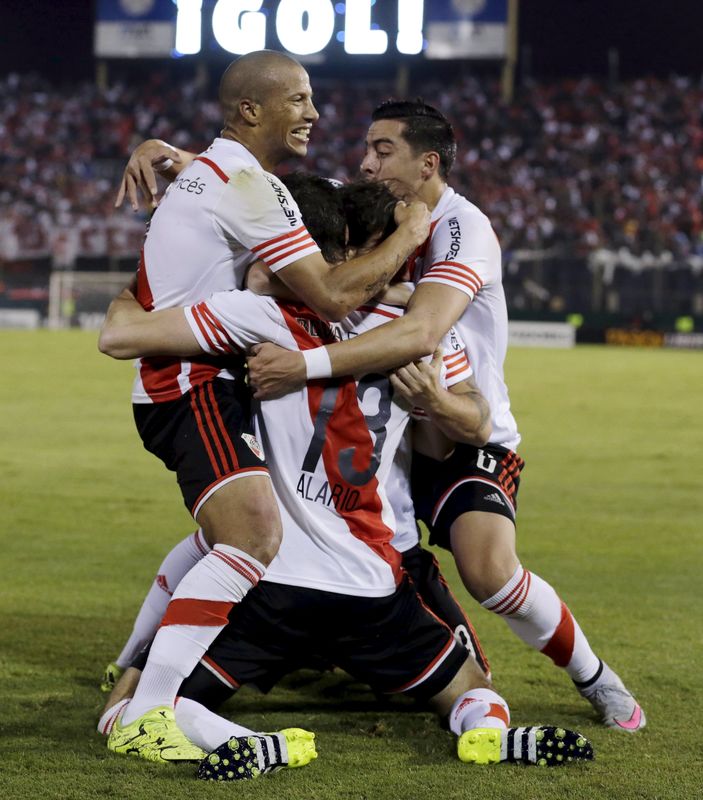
xmin=484 ymin=492 xmax=504 ymax=505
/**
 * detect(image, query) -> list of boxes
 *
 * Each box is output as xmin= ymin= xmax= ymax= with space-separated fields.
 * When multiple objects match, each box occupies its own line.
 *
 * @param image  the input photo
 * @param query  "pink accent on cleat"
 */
xmin=615 ymin=703 xmax=643 ymax=731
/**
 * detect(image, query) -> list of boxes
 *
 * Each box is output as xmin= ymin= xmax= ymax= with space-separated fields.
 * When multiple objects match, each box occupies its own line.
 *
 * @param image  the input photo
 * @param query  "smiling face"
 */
xmin=360 ymin=119 xmax=427 ymax=200
xmin=256 ymin=64 xmax=319 ymax=167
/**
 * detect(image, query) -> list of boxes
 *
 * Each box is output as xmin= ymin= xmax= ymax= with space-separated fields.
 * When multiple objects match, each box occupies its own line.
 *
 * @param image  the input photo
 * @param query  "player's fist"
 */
xmin=394 ymin=200 xmax=431 ymax=247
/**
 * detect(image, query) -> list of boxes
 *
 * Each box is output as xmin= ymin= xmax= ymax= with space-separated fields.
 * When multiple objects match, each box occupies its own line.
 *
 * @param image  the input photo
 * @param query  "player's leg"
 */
xmin=101 ymin=529 xmax=211 ymax=692
xmin=423 ymin=443 xmax=644 ymax=731
xmin=181 ymin=582 xmax=317 ymax=781
xmin=452 ymin=510 xmax=644 ymax=731
xmin=121 ymin=475 xmax=280 ymax=724
xmin=333 ymin=576 xmax=593 ymax=767
xmin=111 ymin=380 xmax=282 ymax=759
xmin=104 ymin=581 xmax=317 ymax=775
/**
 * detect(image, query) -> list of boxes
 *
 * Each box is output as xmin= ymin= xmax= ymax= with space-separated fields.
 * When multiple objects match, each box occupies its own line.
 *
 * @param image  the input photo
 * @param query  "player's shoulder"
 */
xmin=433 ymin=186 xmax=494 ymax=235
xmin=200 ymin=137 xmax=260 ymax=172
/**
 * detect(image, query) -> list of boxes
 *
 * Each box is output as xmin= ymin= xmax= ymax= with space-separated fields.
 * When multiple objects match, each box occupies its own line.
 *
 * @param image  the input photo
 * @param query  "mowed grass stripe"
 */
xmin=1 ymin=331 xmax=701 ymax=800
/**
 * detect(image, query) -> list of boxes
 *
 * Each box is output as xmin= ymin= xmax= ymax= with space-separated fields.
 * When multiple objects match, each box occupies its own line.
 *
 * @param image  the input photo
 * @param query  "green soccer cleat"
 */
xmin=100 ymin=662 xmax=124 ymax=693
xmin=197 ymin=728 xmax=317 ymax=781
xmin=107 ymin=706 xmax=206 ymax=763
xmin=458 ymin=726 xmax=594 ymax=767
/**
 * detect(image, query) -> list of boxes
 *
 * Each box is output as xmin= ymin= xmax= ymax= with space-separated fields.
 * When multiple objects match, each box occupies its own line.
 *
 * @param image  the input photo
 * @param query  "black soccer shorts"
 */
xmin=401 ymin=543 xmax=490 ymax=676
xmin=178 ymin=576 xmax=469 ymax=710
xmin=133 ymin=377 xmax=269 ymax=518
xmin=411 ymin=443 xmax=525 ymax=551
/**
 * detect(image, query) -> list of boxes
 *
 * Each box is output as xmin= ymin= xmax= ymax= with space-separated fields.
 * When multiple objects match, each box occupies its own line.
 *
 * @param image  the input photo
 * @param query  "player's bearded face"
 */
xmin=260 ymin=67 xmax=319 ymax=161
xmin=361 ymin=119 xmax=425 ymax=200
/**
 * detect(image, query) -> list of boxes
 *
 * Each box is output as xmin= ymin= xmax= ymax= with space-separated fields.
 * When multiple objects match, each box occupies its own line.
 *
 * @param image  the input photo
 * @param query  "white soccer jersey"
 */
xmin=132 ymin=137 xmax=320 ymax=404
xmin=185 ymin=292 xmax=471 ymax=597
xmin=407 ymin=186 xmax=520 ymax=451
xmin=386 ymin=342 xmax=474 ymax=555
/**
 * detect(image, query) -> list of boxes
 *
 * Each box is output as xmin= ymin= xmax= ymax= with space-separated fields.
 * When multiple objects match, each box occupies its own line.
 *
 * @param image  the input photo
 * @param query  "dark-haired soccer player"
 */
xmin=247 ymin=100 xmax=645 ymax=732
xmin=99 ymin=174 xmax=593 ymax=777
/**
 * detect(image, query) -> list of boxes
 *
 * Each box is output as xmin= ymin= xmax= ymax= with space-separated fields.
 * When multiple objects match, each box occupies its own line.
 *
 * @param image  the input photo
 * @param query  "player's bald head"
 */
xmin=219 ymin=50 xmax=306 ymax=116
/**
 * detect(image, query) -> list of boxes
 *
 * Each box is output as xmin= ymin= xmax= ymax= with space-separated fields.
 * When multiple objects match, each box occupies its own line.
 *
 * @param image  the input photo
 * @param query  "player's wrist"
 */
xmin=302 ymin=346 xmax=332 ymax=380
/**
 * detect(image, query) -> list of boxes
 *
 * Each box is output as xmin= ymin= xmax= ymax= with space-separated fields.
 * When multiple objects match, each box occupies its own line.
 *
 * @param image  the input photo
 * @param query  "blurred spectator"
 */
xmin=2 ymin=70 xmax=702 ymax=267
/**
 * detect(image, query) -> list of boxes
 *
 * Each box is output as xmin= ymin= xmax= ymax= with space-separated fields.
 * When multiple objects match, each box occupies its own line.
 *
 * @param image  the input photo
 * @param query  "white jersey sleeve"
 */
xmin=213 ymin=168 xmax=320 ymax=272
xmin=184 ymin=290 xmax=290 ymax=354
xmin=411 ymin=326 xmax=472 ymax=421
xmin=418 ymin=208 xmax=501 ymax=302
xmin=441 ymin=326 xmax=472 ymax=388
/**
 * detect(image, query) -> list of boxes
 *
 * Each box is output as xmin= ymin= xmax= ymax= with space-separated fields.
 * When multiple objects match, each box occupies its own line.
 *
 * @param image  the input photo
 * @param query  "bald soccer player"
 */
xmin=103 ymin=52 xmax=429 ymax=763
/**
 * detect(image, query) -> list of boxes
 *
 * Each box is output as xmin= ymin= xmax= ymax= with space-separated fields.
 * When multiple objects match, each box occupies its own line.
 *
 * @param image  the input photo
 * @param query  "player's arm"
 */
xmin=248 ymin=282 xmax=468 ymax=398
xmin=115 ymin=139 xmax=197 ymax=211
xmin=98 ymin=287 xmax=202 ymax=359
xmin=391 ymin=347 xmax=491 ymax=449
xmin=275 ymin=200 xmax=431 ymax=321
xmin=394 ymin=366 xmax=491 ymax=454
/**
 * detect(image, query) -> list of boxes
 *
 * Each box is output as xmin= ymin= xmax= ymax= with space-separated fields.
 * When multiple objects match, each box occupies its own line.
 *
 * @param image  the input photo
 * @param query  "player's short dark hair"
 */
xmin=340 ymin=180 xmax=397 ymax=251
xmin=371 ymin=99 xmax=456 ymax=179
xmin=281 ymin=172 xmax=347 ymax=263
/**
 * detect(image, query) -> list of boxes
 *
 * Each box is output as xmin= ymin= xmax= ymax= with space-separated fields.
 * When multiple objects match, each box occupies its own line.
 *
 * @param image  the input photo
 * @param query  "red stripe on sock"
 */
xmin=212 ymin=550 xmax=260 ymax=586
xmin=500 ymin=570 xmax=531 ymax=615
xmin=540 ymin=600 xmax=576 ymax=667
xmin=160 ymin=598 xmax=233 ymax=627
xmin=193 ymin=529 xmax=210 ymax=556
xmin=486 ymin=568 xmax=526 ymax=614
xmin=486 ymin=702 xmax=510 ymax=726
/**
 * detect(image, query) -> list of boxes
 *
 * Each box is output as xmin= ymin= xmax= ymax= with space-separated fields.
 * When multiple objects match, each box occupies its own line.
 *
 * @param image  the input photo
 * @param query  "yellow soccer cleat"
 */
xmin=197 ymin=728 xmax=317 ymax=781
xmin=100 ymin=662 xmax=124 ymax=693
xmin=107 ymin=706 xmax=206 ymax=763
xmin=458 ymin=726 xmax=593 ymax=767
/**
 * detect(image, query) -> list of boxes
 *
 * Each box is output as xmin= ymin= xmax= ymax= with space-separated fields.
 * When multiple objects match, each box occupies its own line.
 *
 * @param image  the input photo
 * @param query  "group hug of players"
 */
xmin=95 ymin=50 xmax=644 ymax=781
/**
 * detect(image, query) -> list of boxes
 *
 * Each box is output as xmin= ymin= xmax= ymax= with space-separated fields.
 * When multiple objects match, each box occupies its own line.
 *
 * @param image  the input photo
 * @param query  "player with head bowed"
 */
xmin=99 ymin=174 xmax=594 ymax=778
xmin=104 ymin=51 xmax=431 ymax=763
xmin=246 ymin=100 xmax=645 ymax=733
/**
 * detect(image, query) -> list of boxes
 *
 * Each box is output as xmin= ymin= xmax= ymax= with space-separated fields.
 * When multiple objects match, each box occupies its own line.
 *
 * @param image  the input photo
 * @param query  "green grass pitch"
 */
xmin=1 ymin=330 xmax=701 ymax=800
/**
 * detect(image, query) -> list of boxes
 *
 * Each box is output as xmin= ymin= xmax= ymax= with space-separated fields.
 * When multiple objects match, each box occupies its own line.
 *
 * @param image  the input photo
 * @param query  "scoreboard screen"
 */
xmin=94 ymin=0 xmax=508 ymax=61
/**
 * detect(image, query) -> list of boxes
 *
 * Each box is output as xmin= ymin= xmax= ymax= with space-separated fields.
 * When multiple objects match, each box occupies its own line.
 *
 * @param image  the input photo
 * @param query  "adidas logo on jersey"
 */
xmin=241 ymin=433 xmax=265 ymax=461
xmin=484 ymin=492 xmax=504 ymax=505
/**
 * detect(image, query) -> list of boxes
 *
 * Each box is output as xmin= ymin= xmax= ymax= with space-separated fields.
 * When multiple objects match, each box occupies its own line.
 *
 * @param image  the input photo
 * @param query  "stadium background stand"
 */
xmin=2 ymin=70 xmax=702 ymax=320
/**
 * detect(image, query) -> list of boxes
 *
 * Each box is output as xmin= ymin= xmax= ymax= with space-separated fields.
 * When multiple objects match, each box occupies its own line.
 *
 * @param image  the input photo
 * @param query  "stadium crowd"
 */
xmin=2 ymin=69 xmax=703 ymax=266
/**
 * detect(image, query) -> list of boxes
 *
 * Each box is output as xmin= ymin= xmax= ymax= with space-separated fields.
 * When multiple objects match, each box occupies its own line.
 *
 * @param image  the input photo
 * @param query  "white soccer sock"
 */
xmin=174 ymin=697 xmax=257 ymax=751
xmin=448 ymin=688 xmax=510 ymax=736
xmin=97 ymin=698 xmax=130 ymax=736
xmin=115 ymin=530 xmax=211 ymax=669
xmin=481 ymin=564 xmax=600 ymax=683
xmin=122 ymin=544 xmax=265 ymax=725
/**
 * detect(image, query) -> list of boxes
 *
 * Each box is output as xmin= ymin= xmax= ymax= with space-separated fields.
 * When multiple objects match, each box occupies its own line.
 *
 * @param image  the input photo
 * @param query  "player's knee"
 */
xmin=198 ymin=482 xmax=282 ymax=563
xmin=457 ymin=550 xmax=518 ymax=603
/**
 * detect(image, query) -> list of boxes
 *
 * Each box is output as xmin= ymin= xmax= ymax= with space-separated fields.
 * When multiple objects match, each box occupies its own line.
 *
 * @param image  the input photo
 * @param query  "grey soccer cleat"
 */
xmin=577 ymin=661 xmax=646 ymax=732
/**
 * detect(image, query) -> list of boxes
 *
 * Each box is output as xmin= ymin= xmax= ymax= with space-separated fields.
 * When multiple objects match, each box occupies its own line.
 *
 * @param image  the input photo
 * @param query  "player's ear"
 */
xmin=421 ymin=151 xmax=440 ymax=180
xmin=239 ymin=98 xmax=262 ymax=126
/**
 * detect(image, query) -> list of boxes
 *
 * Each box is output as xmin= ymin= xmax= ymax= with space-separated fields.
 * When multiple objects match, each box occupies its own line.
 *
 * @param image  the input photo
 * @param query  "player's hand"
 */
xmin=247 ymin=343 xmax=307 ymax=399
xmin=393 ymin=200 xmax=431 ymax=248
xmin=389 ymin=348 xmax=443 ymax=411
xmin=114 ymin=139 xmax=182 ymax=211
